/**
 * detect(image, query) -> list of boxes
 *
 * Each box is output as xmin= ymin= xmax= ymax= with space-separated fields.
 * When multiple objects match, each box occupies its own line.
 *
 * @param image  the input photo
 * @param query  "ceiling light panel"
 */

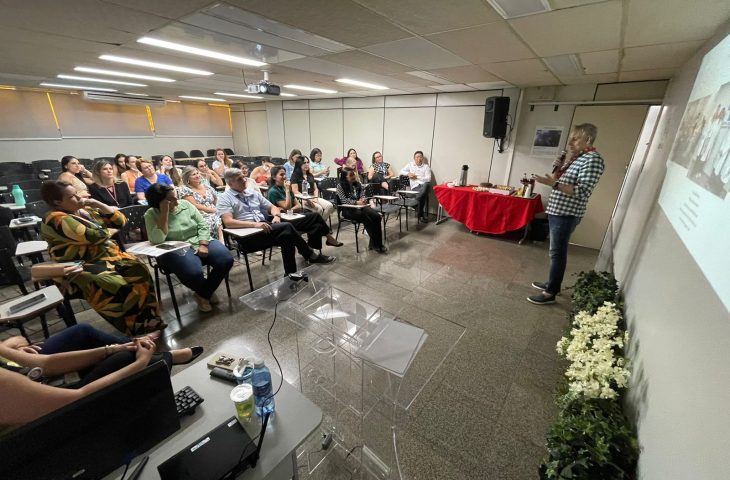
xmin=283 ymin=84 xmax=337 ymax=94
xmin=179 ymin=95 xmax=227 ymax=102
xmin=57 ymin=74 xmax=147 ymax=87
xmin=279 ymin=93 xmax=297 ymax=97
xmin=486 ymin=0 xmax=551 ymax=19
xmin=138 ymin=37 xmax=267 ymax=67
xmin=99 ymin=55 xmax=214 ymax=76
xmin=74 ymin=67 xmax=175 ymax=82
xmin=41 ymin=83 xmax=116 ymax=92
xmin=335 ymin=78 xmax=389 ymax=90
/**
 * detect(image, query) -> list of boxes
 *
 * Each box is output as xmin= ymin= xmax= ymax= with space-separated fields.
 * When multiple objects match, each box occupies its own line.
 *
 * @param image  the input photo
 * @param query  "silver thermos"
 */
xmin=458 ymin=165 xmax=469 ymax=186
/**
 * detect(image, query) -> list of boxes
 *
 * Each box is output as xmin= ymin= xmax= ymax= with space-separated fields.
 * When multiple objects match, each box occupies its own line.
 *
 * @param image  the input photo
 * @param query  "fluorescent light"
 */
xmin=214 ymin=92 xmax=263 ymax=99
xmin=166 ymin=99 xmax=181 ymax=103
xmin=40 ymin=82 xmax=116 ymax=92
xmin=74 ymin=67 xmax=175 ymax=82
xmin=485 ymin=0 xmax=550 ymax=19
xmin=58 ymin=74 xmax=147 ymax=87
xmin=124 ymin=92 xmax=149 ymax=96
xmin=0 ymin=85 xmax=16 ymax=90
xmin=179 ymin=95 xmax=227 ymax=102
xmin=335 ymin=78 xmax=388 ymax=90
xmin=279 ymin=92 xmax=297 ymax=97
xmin=283 ymin=84 xmax=337 ymax=94
xmin=138 ymin=37 xmax=266 ymax=67
xmin=99 ymin=55 xmax=214 ymax=76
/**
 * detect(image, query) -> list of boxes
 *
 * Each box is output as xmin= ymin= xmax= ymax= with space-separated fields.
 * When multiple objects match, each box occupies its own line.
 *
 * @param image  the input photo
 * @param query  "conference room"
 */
xmin=1 ymin=1 xmax=730 ymax=479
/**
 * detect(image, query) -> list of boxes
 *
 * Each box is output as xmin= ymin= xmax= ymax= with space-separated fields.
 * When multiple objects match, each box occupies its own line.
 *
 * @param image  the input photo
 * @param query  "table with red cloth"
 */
xmin=433 ymin=184 xmax=544 ymax=235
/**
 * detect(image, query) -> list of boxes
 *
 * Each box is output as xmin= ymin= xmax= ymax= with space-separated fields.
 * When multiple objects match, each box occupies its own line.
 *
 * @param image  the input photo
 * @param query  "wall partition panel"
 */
xmin=383 ymin=107 xmax=436 ymax=171
xmin=343 ymin=108 xmax=384 ymax=164
xmin=231 ymin=110 xmax=249 ymax=155
xmin=152 ymin=102 xmax=230 ymax=137
xmin=309 ymin=109 xmax=343 ymax=168
xmin=244 ymin=110 xmax=270 ymax=155
xmin=51 ymin=93 xmax=151 ymax=138
xmin=284 ymin=109 xmax=310 ymax=157
xmin=0 ymin=90 xmax=59 ymax=139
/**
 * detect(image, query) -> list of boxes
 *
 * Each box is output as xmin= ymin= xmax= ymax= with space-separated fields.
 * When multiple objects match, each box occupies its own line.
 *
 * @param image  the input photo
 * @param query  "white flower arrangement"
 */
xmin=556 ymin=302 xmax=630 ymax=400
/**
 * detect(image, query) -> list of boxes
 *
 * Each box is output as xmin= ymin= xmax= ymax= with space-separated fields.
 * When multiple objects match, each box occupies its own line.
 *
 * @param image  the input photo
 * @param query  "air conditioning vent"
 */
xmin=82 ymin=91 xmax=167 ymax=107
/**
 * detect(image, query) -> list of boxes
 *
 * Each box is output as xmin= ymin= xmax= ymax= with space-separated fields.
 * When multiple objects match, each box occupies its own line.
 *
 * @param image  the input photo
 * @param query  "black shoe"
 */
xmin=419 ymin=216 xmax=430 ymax=223
xmin=531 ymin=281 xmax=560 ymax=296
xmin=309 ymin=253 xmax=337 ymax=265
xmin=174 ymin=346 xmax=204 ymax=365
xmin=527 ymin=293 xmax=556 ymax=305
xmin=374 ymin=246 xmax=388 ymax=254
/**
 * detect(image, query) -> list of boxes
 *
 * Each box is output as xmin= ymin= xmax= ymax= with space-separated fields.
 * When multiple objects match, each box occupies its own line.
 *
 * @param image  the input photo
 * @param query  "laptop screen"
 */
xmin=0 ymin=361 xmax=180 ymax=480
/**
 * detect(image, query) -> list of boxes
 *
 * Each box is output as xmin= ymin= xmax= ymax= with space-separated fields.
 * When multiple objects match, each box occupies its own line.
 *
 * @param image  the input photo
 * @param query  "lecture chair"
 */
xmin=206 ymin=149 xmax=216 ymax=157
xmin=224 ymin=148 xmax=235 ymax=156
xmin=173 ymin=151 xmax=188 ymax=159
xmin=189 ymin=149 xmax=205 ymax=158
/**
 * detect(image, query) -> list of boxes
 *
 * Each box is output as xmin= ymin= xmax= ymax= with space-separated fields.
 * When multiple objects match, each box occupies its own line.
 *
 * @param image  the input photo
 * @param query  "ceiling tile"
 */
xmin=352 ymin=0 xmax=502 ymax=35
xmin=554 ymin=73 xmax=619 ymax=84
xmin=385 ymin=73 xmax=437 ymax=87
xmin=618 ymin=68 xmax=676 ymax=82
xmin=426 ymin=22 xmax=535 ymax=64
xmin=481 ymin=59 xmax=559 ymax=87
xmin=509 ymin=0 xmax=622 ymax=56
xmin=227 ymin=0 xmax=411 ymax=48
xmin=429 ymin=84 xmax=477 ymax=92
xmin=467 ymin=81 xmax=514 ymax=90
xmin=101 ymin=0 xmax=213 ymax=19
xmin=548 ymin=0 xmax=606 ymax=9
xmin=400 ymin=86 xmax=441 ymax=93
xmin=362 ymin=37 xmax=470 ymax=70
xmin=427 ymin=66 xmax=501 ymax=84
xmin=624 ymin=0 xmax=730 ymax=47
xmin=317 ymin=51 xmax=412 ymax=74
xmin=621 ymin=41 xmax=705 ymax=71
xmin=579 ymin=50 xmax=619 ymax=74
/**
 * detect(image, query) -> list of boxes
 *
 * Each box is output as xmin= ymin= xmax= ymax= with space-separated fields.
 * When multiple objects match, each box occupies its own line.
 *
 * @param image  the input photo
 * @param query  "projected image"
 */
xmin=669 ymin=95 xmax=712 ymax=168
xmin=685 ymin=84 xmax=730 ymax=199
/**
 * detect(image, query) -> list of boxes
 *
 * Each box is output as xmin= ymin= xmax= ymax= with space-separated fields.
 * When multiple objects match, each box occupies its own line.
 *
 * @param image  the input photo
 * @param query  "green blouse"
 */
xmin=144 ymin=199 xmax=211 ymax=248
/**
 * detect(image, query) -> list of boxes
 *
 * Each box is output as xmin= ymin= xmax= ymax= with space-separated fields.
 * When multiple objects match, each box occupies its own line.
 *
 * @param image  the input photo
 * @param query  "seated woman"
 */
xmin=284 ymin=149 xmax=302 ymax=180
xmin=157 ymin=154 xmax=182 ymax=187
xmin=88 ymin=159 xmax=136 ymax=208
xmin=239 ymin=163 xmax=261 ymax=192
xmin=112 ymin=153 xmax=127 ymax=182
xmin=309 ymin=148 xmax=330 ymax=180
xmin=267 ymin=166 xmax=341 ymax=248
xmin=336 ymin=167 xmax=386 ymax=253
xmin=178 ymin=166 xmax=223 ymax=241
xmin=40 ymin=181 xmax=165 ymax=335
xmin=250 ymin=158 xmax=274 ymax=187
xmin=290 ymin=158 xmax=340 ymax=246
xmin=121 ymin=155 xmax=141 ymax=193
xmin=334 ymin=148 xmax=365 ymax=175
xmin=144 ymin=183 xmax=234 ymax=313
xmin=196 ymin=158 xmax=223 ymax=188
xmin=0 ymin=333 xmax=201 ymax=428
xmin=57 ymin=156 xmax=92 ymax=198
xmin=367 ymin=151 xmax=395 ymax=193
xmin=134 ymin=158 xmax=173 ymax=202
xmin=211 ymin=148 xmax=232 ymax=177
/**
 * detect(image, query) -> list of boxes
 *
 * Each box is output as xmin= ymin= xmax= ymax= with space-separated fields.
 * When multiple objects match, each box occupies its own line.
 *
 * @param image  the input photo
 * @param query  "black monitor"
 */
xmin=0 ymin=361 xmax=180 ymax=480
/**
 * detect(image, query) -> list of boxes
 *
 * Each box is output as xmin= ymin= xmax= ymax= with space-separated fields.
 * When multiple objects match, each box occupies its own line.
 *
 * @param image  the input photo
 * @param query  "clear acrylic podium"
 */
xmin=240 ymin=266 xmax=464 ymax=480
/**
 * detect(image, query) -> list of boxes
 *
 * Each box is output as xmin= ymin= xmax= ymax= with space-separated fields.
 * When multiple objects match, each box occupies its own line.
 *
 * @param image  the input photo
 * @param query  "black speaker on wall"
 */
xmin=483 ymin=96 xmax=510 ymax=139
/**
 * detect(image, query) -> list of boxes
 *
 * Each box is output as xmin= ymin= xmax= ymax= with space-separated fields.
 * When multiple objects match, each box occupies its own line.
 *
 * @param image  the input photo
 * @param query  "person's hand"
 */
xmin=196 ymin=244 xmax=209 ymax=258
xmin=284 ymin=180 xmax=291 ymax=189
xmin=532 ymin=173 xmax=555 ymax=186
xmin=134 ymin=337 xmax=155 ymax=364
xmin=107 ymin=228 xmax=119 ymax=237
xmin=109 ymin=342 xmax=137 ymax=355
xmin=82 ymin=197 xmax=103 ymax=209
xmin=20 ymin=345 xmax=41 ymax=354
xmin=257 ymin=221 xmax=273 ymax=231
xmin=408 ymin=172 xmax=417 ymax=179
xmin=356 ymin=199 xmax=366 ymax=205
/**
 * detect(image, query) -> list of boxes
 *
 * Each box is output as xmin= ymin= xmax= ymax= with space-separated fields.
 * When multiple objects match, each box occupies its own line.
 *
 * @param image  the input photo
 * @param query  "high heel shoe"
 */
xmin=174 ymin=346 xmax=204 ymax=365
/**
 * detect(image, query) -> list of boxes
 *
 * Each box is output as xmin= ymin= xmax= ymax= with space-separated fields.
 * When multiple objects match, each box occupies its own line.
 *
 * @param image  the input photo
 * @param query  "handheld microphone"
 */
xmin=552 ymin=150 xmax=567 ymax=174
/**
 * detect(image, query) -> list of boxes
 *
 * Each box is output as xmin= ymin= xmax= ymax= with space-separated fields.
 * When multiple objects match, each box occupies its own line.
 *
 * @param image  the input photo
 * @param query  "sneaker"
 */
xmin=194 ymin=293 xmax=213 ymax=312
xmin=527 ymin=293 xmax=556 ymax=305
xmin=308 ymin=253 xmax=337 ymax=265
xmin=531 ymin=281 xmax=560 ymax=296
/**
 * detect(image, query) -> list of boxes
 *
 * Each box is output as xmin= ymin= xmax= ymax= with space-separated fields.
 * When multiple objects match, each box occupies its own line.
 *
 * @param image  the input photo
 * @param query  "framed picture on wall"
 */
xmin=531 ymin=126 xmax=564 ymax=156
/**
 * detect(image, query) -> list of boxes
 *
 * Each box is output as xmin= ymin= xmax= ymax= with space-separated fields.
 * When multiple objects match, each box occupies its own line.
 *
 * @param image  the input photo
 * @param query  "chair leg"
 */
xmin=354 ymin=223 xmax=359 ymax=253
xmin=153 ymin=265 xmax=162 ymax=304
xmin=336 ymin=218 xmax=342 ymax=240
xmin=58 ymin=299 xmax=77 ymax=327
xmin=165 ymin=272 xmax=181 ymax=323
xmin=39 ymin=313 xmax=50 ymax=338
xmin=224 ymin=273 xmax=231 ymax=298
xmin=243 ymin=254 xmax=254 ymax=291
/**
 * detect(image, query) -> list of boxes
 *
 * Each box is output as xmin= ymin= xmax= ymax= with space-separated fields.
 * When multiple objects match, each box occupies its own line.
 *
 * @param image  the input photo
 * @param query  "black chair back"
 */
xmin=93 ymin=157 xmax=114 ymax=162
xmin=189 ymin=149 xmax=204 ymax=158
xmin=151 ymin=155 xmax=165 ymax=163
xmin=223 ymin=148 xmax=234 ymax=156
xmin=32 ymin=160 xmax=61 ymax=173
xmin=175 ymin=159 xmax=196 ymax=167
xmin=318 ymin=177 xmax=338 ymax=201
xmin=206 ymin=149 xmax=216 ymax=157
xmin=270 ymin=157 xmax=286 ymax=166
xmin=0 ymin=206 xmax=13 ymax=227
xmin=4 ymin=179 xmax=42 ymax=191
xmin=24 ymin=200 xmax=50 ymax=219
xmin=78 ymin=159 xmax=95 ymax=169
xmin=173 ymin=151 xmax=188 ymax=159
xmin=119 ymin=205 xmax=149 ymax=244
xmin=2 ymin=162 xmax=33 ymax=175
xmin=23 ymin=189 xmax=43 ymax=203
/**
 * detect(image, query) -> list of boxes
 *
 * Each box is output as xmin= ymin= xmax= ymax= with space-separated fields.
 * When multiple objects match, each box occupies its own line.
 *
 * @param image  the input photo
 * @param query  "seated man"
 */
xmin=399 ymin=150 xmax=432 ymax=223
xmin=217 ymin=168 xmax=336 ymax=275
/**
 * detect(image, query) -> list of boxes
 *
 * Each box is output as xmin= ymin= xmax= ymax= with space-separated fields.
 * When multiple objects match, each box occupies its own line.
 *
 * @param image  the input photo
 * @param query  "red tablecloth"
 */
xmin=434 ymin=184 xmax=544 ymax=234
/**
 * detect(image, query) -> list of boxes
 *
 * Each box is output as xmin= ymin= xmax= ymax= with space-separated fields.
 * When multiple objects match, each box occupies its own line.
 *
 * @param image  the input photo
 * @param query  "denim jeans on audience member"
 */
xmin=156 ymin=239 xmax=234 ymax=300
xmin=40 ymin=324 xmax=129 ymax=354
xmin=546 ymin=214 xmax=581 ymax=295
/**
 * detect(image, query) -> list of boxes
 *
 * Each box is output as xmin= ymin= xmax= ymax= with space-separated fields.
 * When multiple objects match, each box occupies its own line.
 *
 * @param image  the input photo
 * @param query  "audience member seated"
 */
xmin=58 ymin=156 xmax=92 ymax=197
xmin=250 ymin=158 xmax=274 ymax=186
xmin=399 ymin=150 xmax=432 ymax=223
xmin=309 ymin=148 xmax=330 ymax=180
xmin=212 ymin=148 xmax=232 ymax=177
xmin=135 ymin=158 xmax=172 ymax=202
xmin=157 ymin=154 xmax=182 ymax=187
xmin=239 ymin=163 xmax=261 ymax=192
xmin=112 ymin=153 xmax=127 ymax=182
xmin=284 ymin=149 xmax=302 ymax=180
xmin=0 ymin=334 xmax=200 ymax=428
xmin=290 ymin=158 xmax=340 ymax=246
xmin=336 ymin=167 xmax=387 ymax=254
xmin=269 ymin=165 xmax=342 ymax=248
xmin=121 ymin=155 xmax=141 ymax=193
xmin=196 ymin=158 xmax=223 ymax=188
xmin=144 ymin=183 xmax=234 ymax=313
xmin=40 ymin=181 xmax=165 ymax=335
xmin=216 ymin=168 xmax=336 ymax=275
xmin=334 ymin=148 xmax=365 ymax=175
xmin=367 ymin=151 xmax=395 ymax=193
xmin=88 ymin=160 xmax=136 ymax=208
xmin=178 ymin=166 xmax=223 ymax=241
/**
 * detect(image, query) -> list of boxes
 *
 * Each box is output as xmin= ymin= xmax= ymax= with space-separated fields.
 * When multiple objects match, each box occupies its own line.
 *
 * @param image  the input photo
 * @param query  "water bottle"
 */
xmin=302 ymin=179 xmax=310 ymax=195
xmin=252 ymin=358 xmax=275 ymax=416
xmin=11 ymin=185 xmax=26 ymax=206
xmin=458 ymin=165 xmax=469 ymax=186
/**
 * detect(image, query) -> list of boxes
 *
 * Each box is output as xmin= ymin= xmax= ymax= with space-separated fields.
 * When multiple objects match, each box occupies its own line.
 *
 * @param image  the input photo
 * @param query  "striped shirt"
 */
xmin=546 ymin=150 xmax=604 ymax=217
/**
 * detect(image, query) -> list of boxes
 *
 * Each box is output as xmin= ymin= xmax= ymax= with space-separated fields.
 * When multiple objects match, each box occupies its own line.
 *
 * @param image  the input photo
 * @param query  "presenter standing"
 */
xmin=528 ymin=123 xmax=604 ymax=305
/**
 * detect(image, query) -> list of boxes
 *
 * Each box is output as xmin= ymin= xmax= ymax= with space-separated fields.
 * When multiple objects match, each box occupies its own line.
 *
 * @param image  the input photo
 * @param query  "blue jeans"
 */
xmin=546 ymin=214 xmax=581 ymax=295
xmin=40 ymin=324 xmax=129 ymax=354
xmin=157 ymin=240 xmax=234 ymax=300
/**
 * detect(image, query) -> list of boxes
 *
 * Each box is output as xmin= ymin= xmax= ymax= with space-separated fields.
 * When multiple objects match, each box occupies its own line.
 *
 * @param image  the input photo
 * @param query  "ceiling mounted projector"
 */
xmin=247 ymin=82 xmax=280 ymax=95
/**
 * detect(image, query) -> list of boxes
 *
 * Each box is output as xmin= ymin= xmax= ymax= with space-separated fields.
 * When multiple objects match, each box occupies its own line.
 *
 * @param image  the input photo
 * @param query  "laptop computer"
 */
xmin=0 ymin=361 xmax=180 ymax=480
xmin=157 ymin=412 xmax=271 ymax=480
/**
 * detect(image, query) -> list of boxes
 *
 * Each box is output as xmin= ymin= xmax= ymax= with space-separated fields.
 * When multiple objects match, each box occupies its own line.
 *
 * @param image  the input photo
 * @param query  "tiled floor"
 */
xmin=2 ymin=215 xmax=598 ymax=480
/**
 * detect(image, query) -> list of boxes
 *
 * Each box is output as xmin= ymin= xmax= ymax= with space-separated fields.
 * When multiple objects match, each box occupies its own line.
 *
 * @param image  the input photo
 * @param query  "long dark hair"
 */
xmin=292 ymin=157 xmax=314 ymax=185
xmin=269 ymin=165 xmax=285 ymax=187
xmin=338 ymin=167 xmax=359 ymax=197
xmin=61 ymin=155 xmax=86 ymax=183
xmin=310 ymin=148 xmax=322 ymax=162
xmin=145 ymin=183 xmax=175 ymax=209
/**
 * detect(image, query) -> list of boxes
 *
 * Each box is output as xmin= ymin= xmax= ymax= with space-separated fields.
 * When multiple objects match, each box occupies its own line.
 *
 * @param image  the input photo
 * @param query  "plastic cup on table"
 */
xmin=230 ymin=383 xmax=255 ymax=424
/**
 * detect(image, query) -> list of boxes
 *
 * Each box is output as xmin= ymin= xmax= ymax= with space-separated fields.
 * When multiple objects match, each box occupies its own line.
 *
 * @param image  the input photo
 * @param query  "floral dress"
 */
xmin=41 ymin=208 xmax=164 ymax=335
xmin=178 ymin=184 xmax=222 ymax=237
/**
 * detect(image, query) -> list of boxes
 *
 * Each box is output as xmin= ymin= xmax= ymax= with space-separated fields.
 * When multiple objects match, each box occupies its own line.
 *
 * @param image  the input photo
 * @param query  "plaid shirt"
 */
xmin=546 ymin=150 xmax=604 ymax=217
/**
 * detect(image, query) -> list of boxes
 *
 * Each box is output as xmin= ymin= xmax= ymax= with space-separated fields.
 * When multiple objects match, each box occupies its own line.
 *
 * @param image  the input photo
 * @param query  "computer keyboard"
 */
xmin=174 ymin=386 xmax=204 ymax=416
